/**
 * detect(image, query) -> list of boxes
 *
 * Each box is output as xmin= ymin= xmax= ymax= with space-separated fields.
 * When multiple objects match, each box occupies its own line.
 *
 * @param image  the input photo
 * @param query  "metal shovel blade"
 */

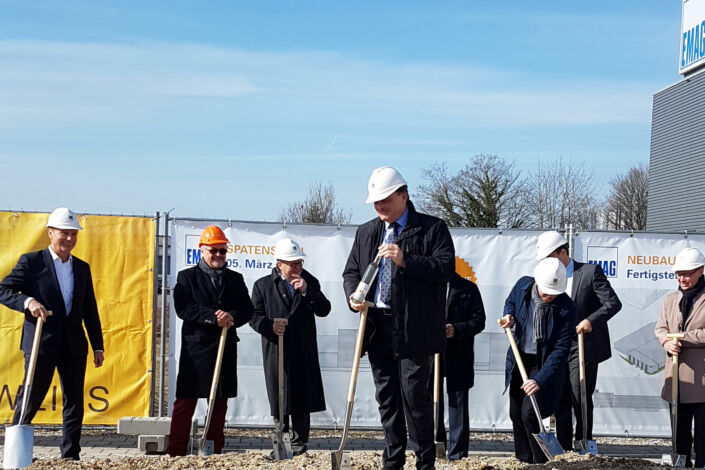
xmin=191 ymin=437 xmax=214 ymax=456
xmin=330 ymin=449 xmax=352 ymax=470
xmin=270 ymin=430 xmax=293 ymax=461
xmin=532 ymin=430 xmax=564 ymax=461
xmin=3 ymin=424 xmax=34 ymax=469
xmin=578 ymin=439 xmax=598 ymax=456
xmin=661 ymin=453 xmax=686 ymax=467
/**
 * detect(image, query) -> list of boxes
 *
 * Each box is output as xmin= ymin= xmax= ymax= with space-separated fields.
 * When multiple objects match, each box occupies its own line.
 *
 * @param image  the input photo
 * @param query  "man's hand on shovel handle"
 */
xmin=664 ymin=338 xmax=681 ymax=356
xmin=27 ymin=299 xmax=50 ymax=321
xmin=215 ymin=310 xmax=233 ymax=328
xmin=521 ymin=379 xmax=540 ymax=396
xmin=273 ymin=318 xmax=288 ymax=336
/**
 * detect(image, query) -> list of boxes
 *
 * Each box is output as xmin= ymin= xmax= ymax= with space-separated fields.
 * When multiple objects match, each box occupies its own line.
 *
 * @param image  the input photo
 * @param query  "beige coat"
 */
xmin=654 ymin=290 xmax=705 ymax=404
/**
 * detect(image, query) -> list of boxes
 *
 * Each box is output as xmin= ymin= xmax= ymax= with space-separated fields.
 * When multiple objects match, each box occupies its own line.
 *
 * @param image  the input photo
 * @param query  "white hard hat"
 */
xmin=46 ymin=207 xmax=83 ymax=231
xmin=274 ymin=238 xmax=306 ymax=262
xmin=533 ymin=257 xmax=567 ymax=296
xmin=365 ymin=166 xmax=408 ymax=204
xmin=535 ymin=231 xmax=568 ymax=260
xmin=672 ymin=247 xmax=705 ymax=272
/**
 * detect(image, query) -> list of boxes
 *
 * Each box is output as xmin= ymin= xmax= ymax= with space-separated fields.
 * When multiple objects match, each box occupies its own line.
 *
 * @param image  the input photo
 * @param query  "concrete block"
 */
xmin=118 ymin=417 xmax=198 ymax=436
xmin=138 ymin=434 xmax=168 ymax=454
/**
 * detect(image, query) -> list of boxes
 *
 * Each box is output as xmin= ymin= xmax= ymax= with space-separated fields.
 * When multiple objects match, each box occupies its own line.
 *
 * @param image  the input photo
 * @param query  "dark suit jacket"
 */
xmin=173 ymin=265 xmax=254 ymax=398
xmin=444 ymin=273 xmax=485 ymax=392
xmin=570 ymin=261 xmax=621 ymax=363
xmin=249 ymin=268 xmax=330 ymax=416
xmin=0 ymin=249 xmax=103 ymax=357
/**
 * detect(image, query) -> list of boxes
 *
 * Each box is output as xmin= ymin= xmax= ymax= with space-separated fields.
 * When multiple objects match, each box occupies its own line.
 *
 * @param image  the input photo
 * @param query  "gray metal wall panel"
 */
xmin=647 ymin=70 xmax=705 ymax=232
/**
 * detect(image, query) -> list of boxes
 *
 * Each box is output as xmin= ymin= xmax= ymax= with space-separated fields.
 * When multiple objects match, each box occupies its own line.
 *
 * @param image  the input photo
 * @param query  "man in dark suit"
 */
xmin=167 ymin=225 xmax=254 ymax=456
xmin=0 ymin=207 xmax=104 ymax=461
xmin=343 ymin=166 xmax=455 ymax=470
xmin=434 ymin=272 xmax=485 ymax=460
xmin=250 ymin=238 xmax=331 ymax=456
xmin=535 ymin=231 xmax=622 ymax=451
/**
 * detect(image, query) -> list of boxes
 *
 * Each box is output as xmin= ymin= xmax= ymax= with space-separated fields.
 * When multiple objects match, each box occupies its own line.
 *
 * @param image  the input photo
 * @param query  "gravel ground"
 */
xmin=26 ymin=451 xmax=664 ymax=470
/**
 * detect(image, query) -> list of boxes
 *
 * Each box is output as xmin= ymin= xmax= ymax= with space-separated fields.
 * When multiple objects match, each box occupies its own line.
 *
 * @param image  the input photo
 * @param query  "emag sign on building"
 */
xmin=680 ymin=0 xmax=705 ymax=74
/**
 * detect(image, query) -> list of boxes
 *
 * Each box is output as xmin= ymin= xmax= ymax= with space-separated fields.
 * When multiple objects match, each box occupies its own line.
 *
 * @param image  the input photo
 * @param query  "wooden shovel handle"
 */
xmin=578 ymin=332 xmax=585 ymax=382
xmin=347 ymin=307 xmax=368 ymax=402
xmin=25 ymin=311 xmax=52 ymax=390
xmin=433 ymin=353 xmax=441 ymax=402
xmin=499 ymin=320 xmax=529 ymax=382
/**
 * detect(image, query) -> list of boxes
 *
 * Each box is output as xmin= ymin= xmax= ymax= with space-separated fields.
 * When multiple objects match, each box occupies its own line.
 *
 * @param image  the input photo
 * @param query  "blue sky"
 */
xmin=0 ymin=1 xmax=683 ymax=223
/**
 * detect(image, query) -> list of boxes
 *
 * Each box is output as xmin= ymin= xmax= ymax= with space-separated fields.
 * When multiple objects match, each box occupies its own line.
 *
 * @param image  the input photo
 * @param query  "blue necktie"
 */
xmin=380 ymin=222 xmax=398 ymax=304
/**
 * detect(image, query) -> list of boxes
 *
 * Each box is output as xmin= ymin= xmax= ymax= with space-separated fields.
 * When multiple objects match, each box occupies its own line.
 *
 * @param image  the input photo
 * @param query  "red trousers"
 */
xmin=168 ymin=398 xmax=228 ymax=456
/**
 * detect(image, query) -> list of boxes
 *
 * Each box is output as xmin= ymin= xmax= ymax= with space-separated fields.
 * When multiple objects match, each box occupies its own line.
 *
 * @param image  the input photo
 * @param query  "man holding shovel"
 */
xmin=343 ymin=166 xmax=455 ymax=470
xmin=167 ymin=225 xmax=254 ymax=456
xmin=655 ymin=247 xmax=705 ymax=468
xmin=536 ymin=231 xmax=622 ymax=453
xmin=250 ymin=237 xmax=331 ymax=458
xmin=0 ymin=207 xmax=104 ymax=461
xmin=499 ymin=257 xmax=575 ymax=464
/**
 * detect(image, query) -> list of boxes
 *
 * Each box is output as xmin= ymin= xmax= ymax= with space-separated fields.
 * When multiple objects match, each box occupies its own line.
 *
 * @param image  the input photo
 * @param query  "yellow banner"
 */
xmin=0 ymin=212 xmax=155 ymax=424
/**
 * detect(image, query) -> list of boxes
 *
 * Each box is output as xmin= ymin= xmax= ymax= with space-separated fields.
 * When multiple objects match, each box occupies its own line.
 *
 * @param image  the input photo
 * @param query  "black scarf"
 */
xmin=679 ymin=274 xmax=705 ymax=328
xmin=198 ymin=258 xmax=226 ymax=290
xmin=531 ymin=284 xmax=551 ymax=343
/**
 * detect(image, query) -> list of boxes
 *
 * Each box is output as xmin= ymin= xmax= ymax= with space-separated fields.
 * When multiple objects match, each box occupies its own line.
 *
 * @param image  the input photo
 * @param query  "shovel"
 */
xmin=661 ymin=332 xmax=687 ymax=468
xmin=500 ymin=319 xmax=564 ymax=461
xmin=194 ymin=325 xmax=228 ymax=456
xmin=577 ymin=332 xmax=598 ymax=456
xmin=433 ymin=353 xmax=446 ymax=459
xmin=331 ymin=304 xmax=369 ymax=470
xmin=271 ymin=318 xmax=293 ymax=460
xmin=3 ymin=311 xmax=51 ymax=470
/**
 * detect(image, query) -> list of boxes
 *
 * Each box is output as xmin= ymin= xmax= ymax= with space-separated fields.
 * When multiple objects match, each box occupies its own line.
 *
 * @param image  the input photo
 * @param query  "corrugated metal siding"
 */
xmin=647 ymin=70 xmax=705 ymax=231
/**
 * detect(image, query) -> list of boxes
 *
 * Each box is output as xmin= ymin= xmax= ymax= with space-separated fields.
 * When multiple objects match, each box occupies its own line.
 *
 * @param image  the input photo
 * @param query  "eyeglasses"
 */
xmin=279 ymin=260 xmax=303 ymax=268
xmin=204 ymin=247 xmax=227 ymax=256
xmin=676 ymin=268 xmax=701 ymax=278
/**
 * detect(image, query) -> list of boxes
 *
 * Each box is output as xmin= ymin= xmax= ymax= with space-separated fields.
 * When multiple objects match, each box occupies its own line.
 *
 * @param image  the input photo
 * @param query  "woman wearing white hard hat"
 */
xmin=655 ymin=247 xmax=705 ymax=468
xmin=499 ymin=258 xmax=576 ymax=464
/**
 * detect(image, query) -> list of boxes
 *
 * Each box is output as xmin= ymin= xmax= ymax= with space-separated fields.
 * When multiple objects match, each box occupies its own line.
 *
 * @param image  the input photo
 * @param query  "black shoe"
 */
xmin=292 ymin=444 xmax=307 ymax=456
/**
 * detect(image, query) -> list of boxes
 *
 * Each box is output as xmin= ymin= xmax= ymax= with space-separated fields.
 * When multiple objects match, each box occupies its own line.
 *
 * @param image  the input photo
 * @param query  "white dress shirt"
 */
xmin=565 ymin=259 xmax=575 ymax=299
xmin=48 ymin=247 xmax=74 ymax=315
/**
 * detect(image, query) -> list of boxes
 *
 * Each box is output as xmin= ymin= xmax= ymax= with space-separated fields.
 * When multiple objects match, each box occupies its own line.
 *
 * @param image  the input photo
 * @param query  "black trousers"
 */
xmin=13 ymin=348 xmax=87 ymax=460
xmin=508 ymin=352 xmax=549 ymax=464
xmin=671 ymin=401 xmax=705 ymax=468
xmin=555 ymin=347 xmax=599 ymax=451
xmin=368 ymin=312 xmax=435 ymax=470
xmin=275 ymin=413 xmax=310 ymax=451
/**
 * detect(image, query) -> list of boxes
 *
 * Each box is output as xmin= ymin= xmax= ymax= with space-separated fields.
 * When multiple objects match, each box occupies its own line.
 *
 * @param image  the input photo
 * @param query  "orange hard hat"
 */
xmin=199 ymin=225 xmax=229 ymax=246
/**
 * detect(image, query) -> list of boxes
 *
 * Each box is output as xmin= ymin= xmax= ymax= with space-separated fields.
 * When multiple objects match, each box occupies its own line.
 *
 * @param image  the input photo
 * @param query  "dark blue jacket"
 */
xmin=503 ymin=276 xmax=576 ymax=412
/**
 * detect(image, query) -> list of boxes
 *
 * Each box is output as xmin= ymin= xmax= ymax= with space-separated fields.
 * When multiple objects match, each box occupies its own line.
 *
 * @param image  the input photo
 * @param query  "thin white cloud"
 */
xmin=0 ymin=39 xmax=656 ymax=132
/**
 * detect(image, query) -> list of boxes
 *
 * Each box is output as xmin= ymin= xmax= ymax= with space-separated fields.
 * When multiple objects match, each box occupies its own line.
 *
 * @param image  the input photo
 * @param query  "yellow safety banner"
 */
xmin=0 ymin=212 xmax=155 ymax=424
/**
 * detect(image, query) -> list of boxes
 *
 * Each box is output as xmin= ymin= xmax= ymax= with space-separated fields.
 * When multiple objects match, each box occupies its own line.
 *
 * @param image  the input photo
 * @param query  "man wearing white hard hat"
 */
xmin=655 ymin=247 xmax=705 ymax=468
xmin=250 ymin=238 xmax=331 ymax=456
xmin=0 ymin=208 xmax=104 ymax=460
xmin=499 ymin=258 xmax=576 ymax=463
xmin=535 ymin=231 xmax=622 ymax=452
xmin=343 ymin=167 xmax=455 ymax=470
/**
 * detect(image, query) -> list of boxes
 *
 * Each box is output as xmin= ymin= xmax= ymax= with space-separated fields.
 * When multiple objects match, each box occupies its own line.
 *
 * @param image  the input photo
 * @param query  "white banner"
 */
xmin=169 ymin=220 xmax=705 ymax=436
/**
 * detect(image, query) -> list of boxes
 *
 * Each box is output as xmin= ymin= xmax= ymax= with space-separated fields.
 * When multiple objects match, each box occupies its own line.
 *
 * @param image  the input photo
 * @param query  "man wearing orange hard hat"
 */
xmin=167 ymin=225 xmax=254 ymax=456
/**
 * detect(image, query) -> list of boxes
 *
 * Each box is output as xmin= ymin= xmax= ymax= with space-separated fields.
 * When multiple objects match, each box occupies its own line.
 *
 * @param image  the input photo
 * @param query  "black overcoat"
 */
xmin=443 ymin=273 xmax=485 ymax=392
xmin=249 ymin=268 xmax=330 ymax=417
xmin=173 ymin=265 xmax=254 ymax=399
xmin=342 ymin=201 xmax=455 ymax=358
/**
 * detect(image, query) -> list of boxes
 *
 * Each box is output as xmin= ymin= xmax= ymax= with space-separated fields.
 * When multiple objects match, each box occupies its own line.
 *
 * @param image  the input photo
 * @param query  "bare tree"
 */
xmin=527 ymin=157 xmax=601 ymax=230
xmin=279 ymin=181 xmax=352 ymax=224
xmin=416 ymin=155 xmax=531 ymax=228
xmin=603 ymin=163 xmax=648 ymax=230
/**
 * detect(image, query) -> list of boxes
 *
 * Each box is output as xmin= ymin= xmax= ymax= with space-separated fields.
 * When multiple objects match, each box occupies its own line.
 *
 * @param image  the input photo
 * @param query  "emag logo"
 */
xmin=587 ymin=246 xmax=617 ymax=278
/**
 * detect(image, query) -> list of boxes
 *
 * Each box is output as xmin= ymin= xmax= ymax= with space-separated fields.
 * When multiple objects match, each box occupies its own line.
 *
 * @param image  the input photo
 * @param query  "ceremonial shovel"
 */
xmin=271 ymin=318 xmax=293 ymax=460
xmin=500 ymin=320 xmax=564 ymax=461
xmin=331 ymin=305 xmax=369 ymax=470
xmin=3 ymin=311 xmax=51 ymax=470
xmin=194 ymin=325 xmax=228 ymax=456
xmin=576 ymin=333 xmax=598 ymax=455
xmin=433 ymin=353 xmax=446 ymax=459
xmin=661 ymin=332 xmax=687 ymax=468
